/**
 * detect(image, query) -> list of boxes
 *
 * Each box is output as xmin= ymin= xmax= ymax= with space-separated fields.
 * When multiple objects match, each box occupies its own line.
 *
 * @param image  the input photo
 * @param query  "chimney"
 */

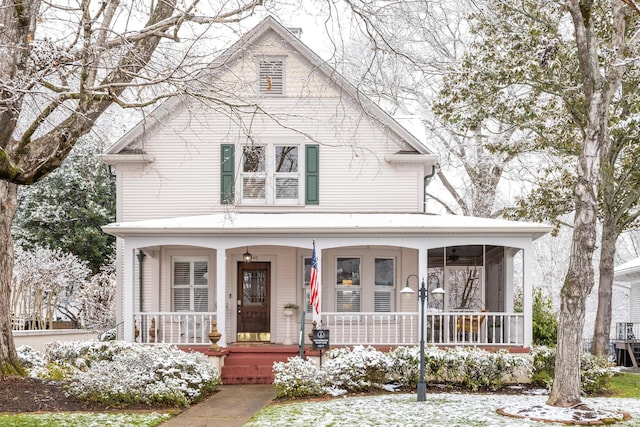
xmin=287 ymin=27 xmax=302 ymax=39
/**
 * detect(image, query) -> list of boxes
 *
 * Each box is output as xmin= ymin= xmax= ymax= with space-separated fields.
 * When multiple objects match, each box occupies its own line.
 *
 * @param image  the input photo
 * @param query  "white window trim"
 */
xmin=239 ymin=139 xmax=304 ymax=205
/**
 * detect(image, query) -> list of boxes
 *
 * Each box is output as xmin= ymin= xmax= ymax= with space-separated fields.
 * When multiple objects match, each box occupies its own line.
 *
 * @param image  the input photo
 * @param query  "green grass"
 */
xmin=0 ymin=412 xmax=171 ymax=426
xmin=606 ymin=372 xmax=640 ymax=398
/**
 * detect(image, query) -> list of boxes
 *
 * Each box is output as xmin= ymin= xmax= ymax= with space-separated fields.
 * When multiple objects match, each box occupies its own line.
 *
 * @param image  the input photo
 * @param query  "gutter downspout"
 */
xmin=423 ymin=165 xmax=437 ymax=213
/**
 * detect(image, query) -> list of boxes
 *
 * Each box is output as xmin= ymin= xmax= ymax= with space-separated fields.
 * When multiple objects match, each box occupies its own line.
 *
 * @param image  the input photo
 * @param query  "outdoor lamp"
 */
xmin=243 ymin=247 xmax=253 ymax=263
xmin=402 ymin=274 xmax=446 ymax=402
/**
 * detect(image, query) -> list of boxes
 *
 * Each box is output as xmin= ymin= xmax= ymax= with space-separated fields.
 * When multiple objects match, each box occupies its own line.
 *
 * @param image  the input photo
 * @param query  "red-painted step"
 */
xmin=221 ymin=345 xmax=300 ymax=384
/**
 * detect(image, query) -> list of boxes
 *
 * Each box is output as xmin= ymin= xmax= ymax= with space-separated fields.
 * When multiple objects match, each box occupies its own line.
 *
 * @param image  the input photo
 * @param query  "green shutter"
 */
xmin=305 ymin=144 xmax=319 ymax=205
xmin=221 ymin=144 xmax=235 ymax=204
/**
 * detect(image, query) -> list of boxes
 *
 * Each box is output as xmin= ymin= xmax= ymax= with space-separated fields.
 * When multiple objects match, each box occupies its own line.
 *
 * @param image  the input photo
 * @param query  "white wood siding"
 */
xmin=116 ymin=30 xmax=425 ymax=222
xmin=632 ymin=283 xmax=640 ymax=323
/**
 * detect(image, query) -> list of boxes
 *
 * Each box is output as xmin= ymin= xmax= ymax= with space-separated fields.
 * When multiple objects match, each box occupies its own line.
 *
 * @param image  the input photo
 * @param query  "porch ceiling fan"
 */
xmin=447 ymin=248 xmax=473 ymax=263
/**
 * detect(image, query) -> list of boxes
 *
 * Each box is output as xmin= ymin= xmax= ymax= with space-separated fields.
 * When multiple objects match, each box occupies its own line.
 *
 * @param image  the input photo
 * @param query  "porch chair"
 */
xmin=456 ymin=312 xmax=486 ymax=342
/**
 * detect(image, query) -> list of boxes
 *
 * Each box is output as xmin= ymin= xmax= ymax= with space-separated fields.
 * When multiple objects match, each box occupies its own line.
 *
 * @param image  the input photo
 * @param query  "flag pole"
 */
xmin=310 ymin=239 xmax=321 ymax=326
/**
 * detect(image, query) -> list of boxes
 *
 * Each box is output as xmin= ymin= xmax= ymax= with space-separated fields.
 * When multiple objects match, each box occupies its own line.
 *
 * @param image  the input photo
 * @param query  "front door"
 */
xmin=237 ymin=262 xmax=271 ymax=342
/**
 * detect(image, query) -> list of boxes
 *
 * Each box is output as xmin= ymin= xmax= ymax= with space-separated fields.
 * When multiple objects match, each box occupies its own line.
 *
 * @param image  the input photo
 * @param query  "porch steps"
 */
xmin=221 ymin=345 xmax=300 ymax=384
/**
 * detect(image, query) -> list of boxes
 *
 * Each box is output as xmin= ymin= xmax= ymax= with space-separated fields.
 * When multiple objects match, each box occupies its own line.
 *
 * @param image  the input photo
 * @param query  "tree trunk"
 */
xmin=0 ymin=181 xmax=24 ymax=375
xmin=547 ymin=107 xmax=605 ymax=407
xmin=547 ymin=0 xmax=628 ymax=406
xmin=592 ymin=211 xmax=617 ymax=356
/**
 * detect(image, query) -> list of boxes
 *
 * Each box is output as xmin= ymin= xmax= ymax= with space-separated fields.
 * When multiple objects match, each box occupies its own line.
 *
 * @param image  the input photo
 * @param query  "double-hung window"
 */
xmin=374 ymin=258 xmax=395 ymax=312
xmin=336 ymin=257 xmax=361 ymax=313
xmin=172 ymin=257 xmax=209 ymax=312
xmin=241 ymin=143 xmax=300 ymax=204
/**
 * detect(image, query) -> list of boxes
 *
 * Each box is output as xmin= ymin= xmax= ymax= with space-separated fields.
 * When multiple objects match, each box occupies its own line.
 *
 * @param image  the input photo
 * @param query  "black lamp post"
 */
xmin=401 ymin=274 xmax=445 ymax=402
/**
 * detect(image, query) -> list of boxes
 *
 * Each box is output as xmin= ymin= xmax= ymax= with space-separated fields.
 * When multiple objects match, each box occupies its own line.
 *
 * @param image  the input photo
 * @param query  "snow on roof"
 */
xmin=614 ymin=256 xmax=640 ymax=281
xmin=102 ymin=212 xmax=552 ymax=239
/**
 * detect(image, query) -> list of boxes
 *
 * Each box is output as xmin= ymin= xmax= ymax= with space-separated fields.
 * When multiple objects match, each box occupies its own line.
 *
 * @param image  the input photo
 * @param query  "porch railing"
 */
xmin=134 ymin=312 xmax=216 ymax=345
xmin=129 ymin=311 xmax=523 ymax=347
xmin=616 ymin=322 xmax=640 ymax=341
xmin=321 ymin=312 xmax=525 ymax=346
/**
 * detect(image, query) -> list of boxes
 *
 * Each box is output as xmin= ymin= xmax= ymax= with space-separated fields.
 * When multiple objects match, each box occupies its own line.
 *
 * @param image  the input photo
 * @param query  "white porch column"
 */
xmin=216 ymin=249 xmax=227 ymax=347
xmin=522 ymin=244 xmax=534 ymax=347
xmin=123 ymin=242 xmax=136 ymax=341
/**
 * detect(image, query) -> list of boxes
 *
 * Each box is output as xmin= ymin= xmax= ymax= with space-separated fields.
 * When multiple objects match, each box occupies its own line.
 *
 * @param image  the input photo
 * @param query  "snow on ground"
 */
xmin=246 ymin=392 xmax=640 ymax=426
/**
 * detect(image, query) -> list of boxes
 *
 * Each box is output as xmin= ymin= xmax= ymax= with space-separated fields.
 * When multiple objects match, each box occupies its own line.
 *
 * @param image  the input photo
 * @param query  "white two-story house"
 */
xmin=102 ymin=16 xmax=551 ymax=354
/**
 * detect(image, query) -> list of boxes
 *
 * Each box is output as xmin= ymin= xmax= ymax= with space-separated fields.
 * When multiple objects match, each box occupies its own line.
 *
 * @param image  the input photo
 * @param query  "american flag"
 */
xmin=309 ymin=241 xmax=319 ymax=315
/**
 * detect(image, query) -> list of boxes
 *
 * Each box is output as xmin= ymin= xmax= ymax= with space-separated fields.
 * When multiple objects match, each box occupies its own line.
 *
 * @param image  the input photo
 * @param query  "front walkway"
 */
xmin=160 ymin=384 xmax=275 ymax=427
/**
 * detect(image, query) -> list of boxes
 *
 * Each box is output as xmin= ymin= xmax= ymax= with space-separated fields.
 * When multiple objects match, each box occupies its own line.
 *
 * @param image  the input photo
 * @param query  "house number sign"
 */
xmin=312 ymin=329 xmax=330 ymax=350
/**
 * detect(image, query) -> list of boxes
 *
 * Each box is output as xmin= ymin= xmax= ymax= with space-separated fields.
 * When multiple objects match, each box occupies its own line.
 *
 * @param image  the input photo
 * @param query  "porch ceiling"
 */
xmin=102 ymin=213 xmax=552 ymax=240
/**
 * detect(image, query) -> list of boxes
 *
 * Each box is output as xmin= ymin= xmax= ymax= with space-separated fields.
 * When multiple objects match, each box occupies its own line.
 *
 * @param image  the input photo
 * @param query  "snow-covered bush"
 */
xmin=436 ymin=346 xmax=466 ymax=383
xmin=323 ymin=346 xmax=389 ymax=392
xmin=387 ymin=346 xmax=420 ymax=386
xmin=530 ymin=345 xmax=613 ymax=394
xmin=580 ymin=353 xmax=613 ymax=395
xmin=21 ymin=340 xmax=220 ymax=407
xmin=274 ymin=345 xmax=530 ymax=398
xmin=16 ymin=345 xmax=47 ymax=371
xmin=455 ymin=347 xmax=522 ymax=390
xmin=273 ymin=357 xmax=327 ymax=398
xmin=98 ymin=328 xmax=117 ymax=341
xmin=531 ymin=345 xmax=556 ymax=388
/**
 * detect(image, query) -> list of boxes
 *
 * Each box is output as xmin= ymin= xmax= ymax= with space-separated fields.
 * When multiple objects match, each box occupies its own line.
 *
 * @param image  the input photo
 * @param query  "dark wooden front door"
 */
xmin=237 ymin=262 xmax=271 ymax=341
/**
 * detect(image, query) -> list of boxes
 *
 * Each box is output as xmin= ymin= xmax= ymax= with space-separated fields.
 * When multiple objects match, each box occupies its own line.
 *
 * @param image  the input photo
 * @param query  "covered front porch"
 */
xmin=103 ymin=213 xmax=551 ymax=350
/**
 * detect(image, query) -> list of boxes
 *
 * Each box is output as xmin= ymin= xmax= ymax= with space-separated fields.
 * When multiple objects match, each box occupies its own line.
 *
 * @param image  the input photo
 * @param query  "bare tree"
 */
xmin=335 ymin=0 xmax=545 ymax=219
xmin=0 ymin=0 xmax=265 ymax=375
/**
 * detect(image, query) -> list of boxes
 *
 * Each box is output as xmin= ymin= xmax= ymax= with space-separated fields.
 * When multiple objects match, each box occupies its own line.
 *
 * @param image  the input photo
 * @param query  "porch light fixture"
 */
xmin=402 ymin=274 xmax=446 ymax=402
xmin=243 ymin=247 xmax=253 ymax=263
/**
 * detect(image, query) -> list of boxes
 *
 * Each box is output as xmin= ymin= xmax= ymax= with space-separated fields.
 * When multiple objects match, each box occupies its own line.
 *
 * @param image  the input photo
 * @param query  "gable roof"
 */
xmin=104 ymin=15 xmax=434 ymax=159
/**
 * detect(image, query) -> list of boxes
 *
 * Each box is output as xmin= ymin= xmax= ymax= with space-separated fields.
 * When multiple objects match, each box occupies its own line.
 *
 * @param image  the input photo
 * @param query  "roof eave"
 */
xmin=385 ymin=154 xmax=439 ymax=165
xmin=101 ymin=154 xmax=155 ymax=165
xmin=102 ymin=224 xmax=553 ymax=240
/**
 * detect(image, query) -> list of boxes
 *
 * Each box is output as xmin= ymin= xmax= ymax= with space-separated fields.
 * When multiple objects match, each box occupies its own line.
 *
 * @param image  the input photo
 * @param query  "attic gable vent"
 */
xmin=259 ymin=59 xmax=284 ymax=95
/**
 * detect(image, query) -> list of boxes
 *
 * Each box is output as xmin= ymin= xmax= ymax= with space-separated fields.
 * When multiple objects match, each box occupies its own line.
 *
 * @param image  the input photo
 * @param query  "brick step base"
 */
xmin=221 ymin=346 xmax=300 ymax=384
